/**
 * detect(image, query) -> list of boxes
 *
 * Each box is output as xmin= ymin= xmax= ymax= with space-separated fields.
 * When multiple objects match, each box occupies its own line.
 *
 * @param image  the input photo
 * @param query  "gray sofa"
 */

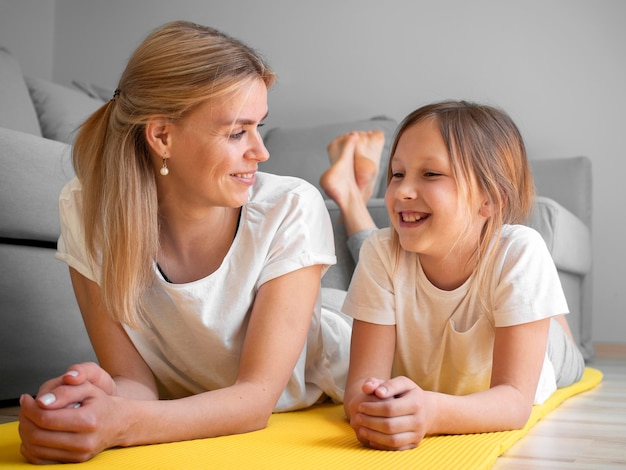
xmin=0 ymin=48 xmax=594 ymax=403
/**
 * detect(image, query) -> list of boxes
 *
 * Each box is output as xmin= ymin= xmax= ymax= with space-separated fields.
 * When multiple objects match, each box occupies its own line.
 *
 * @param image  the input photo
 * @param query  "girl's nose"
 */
xmin=396 ymin=180 xmax=417 ymax=200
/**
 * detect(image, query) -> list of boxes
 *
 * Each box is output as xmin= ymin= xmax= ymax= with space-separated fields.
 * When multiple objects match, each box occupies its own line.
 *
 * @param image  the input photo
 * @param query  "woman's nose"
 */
xmin=246 ymin=133 xmax=270 ymax=162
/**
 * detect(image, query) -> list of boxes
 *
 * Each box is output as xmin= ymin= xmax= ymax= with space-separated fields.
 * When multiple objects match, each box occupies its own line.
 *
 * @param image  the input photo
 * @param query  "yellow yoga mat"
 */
xmin=0 ymin=367 xmax=602 ymax=469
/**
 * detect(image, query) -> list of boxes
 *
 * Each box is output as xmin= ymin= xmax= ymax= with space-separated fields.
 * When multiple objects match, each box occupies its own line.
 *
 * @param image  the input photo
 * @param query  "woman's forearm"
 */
xmin=116 ymin=381 xmax=277 ymax=447
xmin=113 ymin=376 xmax=159 ymax=401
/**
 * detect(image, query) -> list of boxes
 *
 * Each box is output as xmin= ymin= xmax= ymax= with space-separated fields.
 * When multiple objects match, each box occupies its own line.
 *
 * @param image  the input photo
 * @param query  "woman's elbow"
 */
xmin=247 ymin=407 xmax=273 ymax=432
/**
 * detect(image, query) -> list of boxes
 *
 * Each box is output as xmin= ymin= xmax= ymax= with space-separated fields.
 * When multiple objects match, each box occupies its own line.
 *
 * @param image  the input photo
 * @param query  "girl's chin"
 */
xmin=397 ymin=238 xmax=423 ymax=254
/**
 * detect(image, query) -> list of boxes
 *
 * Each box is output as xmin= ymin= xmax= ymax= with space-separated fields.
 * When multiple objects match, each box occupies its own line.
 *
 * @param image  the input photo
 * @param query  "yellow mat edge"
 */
xmin=0 ymin=367 xmax=603 ymax=469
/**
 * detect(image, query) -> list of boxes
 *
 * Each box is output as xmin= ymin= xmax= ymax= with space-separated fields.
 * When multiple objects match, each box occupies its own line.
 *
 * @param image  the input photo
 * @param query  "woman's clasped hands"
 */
xmin=18 ymin=362 xmax=126 ymax=464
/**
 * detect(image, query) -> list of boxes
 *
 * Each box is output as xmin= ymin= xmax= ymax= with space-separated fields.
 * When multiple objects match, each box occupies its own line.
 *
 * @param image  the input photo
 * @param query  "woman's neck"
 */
xmin=157 ymin=205 xmax=241 ymax=283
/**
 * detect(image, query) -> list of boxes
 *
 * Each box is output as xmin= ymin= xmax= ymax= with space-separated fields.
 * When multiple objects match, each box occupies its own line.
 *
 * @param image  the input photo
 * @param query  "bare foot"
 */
xmin=320 ymin=132 xmax=360 ymax=208
xmin=354 ymin=130 xmax=384 ymax=201
xmin=321 ymin=132 xmax=378 ymax=236
xmin=327 ymin=131 xmax=359 ymax=165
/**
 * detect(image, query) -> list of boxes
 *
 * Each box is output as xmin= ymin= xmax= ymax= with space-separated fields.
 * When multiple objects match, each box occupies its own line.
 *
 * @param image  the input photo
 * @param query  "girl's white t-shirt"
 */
xmin=342 ymin=225 xmax=568 ymax=404
xmin=56 ymin=172 xmax=350 ymax=411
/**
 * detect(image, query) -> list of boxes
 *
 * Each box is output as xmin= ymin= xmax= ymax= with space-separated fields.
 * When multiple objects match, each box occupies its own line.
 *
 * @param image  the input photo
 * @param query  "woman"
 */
xmin=18 ymin=20 xmax=350 ymax=464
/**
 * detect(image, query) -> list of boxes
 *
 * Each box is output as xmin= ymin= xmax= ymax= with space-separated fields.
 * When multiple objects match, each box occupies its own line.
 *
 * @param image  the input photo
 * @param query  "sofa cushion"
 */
xmin=530 ymin=156 xmax=592 ymax=229
xmin=72 ymin=79 xmax=114 ymax=102
xmin=0 ymin=48 xmax=42 ymax=137
xmin=261 ymin=116 xmax=397 ymax=199
xmin=0 ymin=127 xmax=74 ymax=242
xmin=528 ymin=196 xmax=592 ymax=275
xmin=25 ymin=76 xmax=104 ymax=144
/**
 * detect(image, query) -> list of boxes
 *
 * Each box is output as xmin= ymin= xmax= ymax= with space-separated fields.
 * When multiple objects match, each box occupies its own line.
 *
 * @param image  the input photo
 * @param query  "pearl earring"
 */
xmin=160 ymin=158 xmax=169 ymax=176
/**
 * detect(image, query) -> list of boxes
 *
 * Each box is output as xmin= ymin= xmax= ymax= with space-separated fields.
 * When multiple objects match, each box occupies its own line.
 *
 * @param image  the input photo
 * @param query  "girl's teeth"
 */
xmin=402 ymin=213 xmax=422 ymax=222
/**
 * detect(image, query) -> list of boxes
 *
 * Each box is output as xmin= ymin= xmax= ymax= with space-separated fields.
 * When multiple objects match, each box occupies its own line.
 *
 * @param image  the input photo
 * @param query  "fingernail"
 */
xmin=39 ymin=393 xmax=56 ymax=406
xmin=65 ymin=370 xmax=79 ymax=377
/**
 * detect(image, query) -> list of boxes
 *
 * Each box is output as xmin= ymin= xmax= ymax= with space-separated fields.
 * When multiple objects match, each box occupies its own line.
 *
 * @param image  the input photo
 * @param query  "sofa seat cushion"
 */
xmin=261 ymin=116 xmax=397 ymax=199
xmin=25 ymin=76 xmax=103 ymax=144
xmin=0 ymin=48 xmax=41 ymax=137
xmin=0 ymin=244 xmax=97 ymax=400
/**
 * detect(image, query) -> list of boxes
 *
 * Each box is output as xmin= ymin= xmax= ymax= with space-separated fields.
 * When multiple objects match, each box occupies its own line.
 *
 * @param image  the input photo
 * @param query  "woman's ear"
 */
xmin=479 ymin=197 xmax=494 ymax=218
xmin=145 ymin=117 xmax=171 ymax=156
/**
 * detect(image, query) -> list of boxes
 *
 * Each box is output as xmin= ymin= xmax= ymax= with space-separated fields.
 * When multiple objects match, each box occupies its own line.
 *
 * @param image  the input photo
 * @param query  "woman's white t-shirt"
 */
xmin=56 ymin=172 xmax=350 ymax=411
xmin=342 ymin=225 xmax=568 ymax=404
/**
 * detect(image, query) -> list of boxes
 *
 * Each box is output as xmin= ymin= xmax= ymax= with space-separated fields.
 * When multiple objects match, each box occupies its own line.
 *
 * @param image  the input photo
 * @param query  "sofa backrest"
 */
xmin=0 ymin=127 xmax=74 ymax=243
xmin=0 ymin=48 xmax=42 ymax=137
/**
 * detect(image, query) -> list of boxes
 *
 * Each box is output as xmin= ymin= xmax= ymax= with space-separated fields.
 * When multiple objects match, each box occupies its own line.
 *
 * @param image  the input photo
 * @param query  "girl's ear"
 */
xmin=145 ymin=117 xmax=171 ymax=156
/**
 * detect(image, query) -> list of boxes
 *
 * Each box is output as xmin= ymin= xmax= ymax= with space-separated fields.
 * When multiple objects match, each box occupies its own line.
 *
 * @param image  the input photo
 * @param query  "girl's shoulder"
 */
xmin=492 ymin=224 xmax=553 ymax=271
xmin=363 ymin=227 xmax=396 ymax=251
xmin=499 ymin=224 xmax=546 ymax=248
xmin=360 ymin=227 xmax=413 ymax=268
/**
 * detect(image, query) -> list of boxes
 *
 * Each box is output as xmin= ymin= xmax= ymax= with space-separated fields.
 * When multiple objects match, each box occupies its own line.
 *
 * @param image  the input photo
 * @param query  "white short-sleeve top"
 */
xmin=56 ymin=172 xmax=348 ymax=411
xmin=342 ymin=225 xmax=568 ymax=404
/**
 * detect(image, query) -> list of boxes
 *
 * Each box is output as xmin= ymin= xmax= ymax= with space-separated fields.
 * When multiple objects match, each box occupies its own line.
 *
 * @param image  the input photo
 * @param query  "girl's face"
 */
xmin=155 ymin=79 xmax=269 ymax=210
xmin=385 ymin=118 xmax=489 ymax=266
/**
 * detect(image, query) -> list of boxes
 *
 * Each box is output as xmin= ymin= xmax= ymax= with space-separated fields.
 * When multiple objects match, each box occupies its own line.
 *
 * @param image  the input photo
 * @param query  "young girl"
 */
xmin=321 ymin=101 xmax=585 ymax=451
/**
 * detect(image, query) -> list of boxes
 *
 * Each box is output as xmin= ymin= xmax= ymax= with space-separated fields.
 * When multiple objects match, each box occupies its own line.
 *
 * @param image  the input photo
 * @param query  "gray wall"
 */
xmin=1 ymin=0 xmax=624 ymax=343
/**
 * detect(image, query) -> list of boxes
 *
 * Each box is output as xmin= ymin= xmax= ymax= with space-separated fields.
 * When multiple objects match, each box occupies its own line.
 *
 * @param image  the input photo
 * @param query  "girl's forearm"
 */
xmin=426 ymin=385 xmax=533 ymax=436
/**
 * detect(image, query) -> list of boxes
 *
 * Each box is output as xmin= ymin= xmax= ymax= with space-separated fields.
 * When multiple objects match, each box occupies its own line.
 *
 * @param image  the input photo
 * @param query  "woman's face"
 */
xmin=155 ymin=79 xmax=269 ymax=210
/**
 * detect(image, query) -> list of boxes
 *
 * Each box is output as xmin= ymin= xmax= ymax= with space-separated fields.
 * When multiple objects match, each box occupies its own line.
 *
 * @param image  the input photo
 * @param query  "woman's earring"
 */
xmin=160 ymin=158 xmax=169 ymax=176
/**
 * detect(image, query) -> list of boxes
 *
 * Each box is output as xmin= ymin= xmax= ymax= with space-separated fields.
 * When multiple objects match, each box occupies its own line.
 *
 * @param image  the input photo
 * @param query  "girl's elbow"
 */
xmin=509 ymin=403 xmax=533 ymax=430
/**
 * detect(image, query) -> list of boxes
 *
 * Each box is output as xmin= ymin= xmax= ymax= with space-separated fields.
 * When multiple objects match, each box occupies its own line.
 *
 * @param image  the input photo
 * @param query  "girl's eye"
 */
xmin=391 ymin=172 xmax=404 ymax=179
xmin=424 ymin=171 xmax=442 ymax=178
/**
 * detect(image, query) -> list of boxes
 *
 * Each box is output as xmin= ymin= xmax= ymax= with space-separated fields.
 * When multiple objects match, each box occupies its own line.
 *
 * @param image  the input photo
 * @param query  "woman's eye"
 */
xmin=229 ymin=130 xmax=246 ymax=140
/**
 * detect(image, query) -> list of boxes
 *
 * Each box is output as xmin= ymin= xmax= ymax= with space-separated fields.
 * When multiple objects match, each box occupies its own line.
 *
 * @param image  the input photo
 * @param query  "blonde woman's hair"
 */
xmin=387 ymin=100 xmax=535 ymax=302
xmin=72 ymin=21 xmax=276 ymax=327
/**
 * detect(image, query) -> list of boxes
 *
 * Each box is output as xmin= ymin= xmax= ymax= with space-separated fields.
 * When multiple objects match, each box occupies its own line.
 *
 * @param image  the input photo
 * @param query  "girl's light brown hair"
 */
xmin=72 ymin=21 xmax=276 ymax=327
xmin=387 ymin=100 xmax=535 ymax=300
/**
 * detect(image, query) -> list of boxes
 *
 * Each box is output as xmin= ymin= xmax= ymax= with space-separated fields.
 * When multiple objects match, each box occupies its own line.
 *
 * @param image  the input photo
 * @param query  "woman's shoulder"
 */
xmin=59 ymin=176 xmax=83 ymax=200
xmin=250 ymin=172 xmax=324 ymax=205
xmin=58 ymin=177 xmax=84 ymax=219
